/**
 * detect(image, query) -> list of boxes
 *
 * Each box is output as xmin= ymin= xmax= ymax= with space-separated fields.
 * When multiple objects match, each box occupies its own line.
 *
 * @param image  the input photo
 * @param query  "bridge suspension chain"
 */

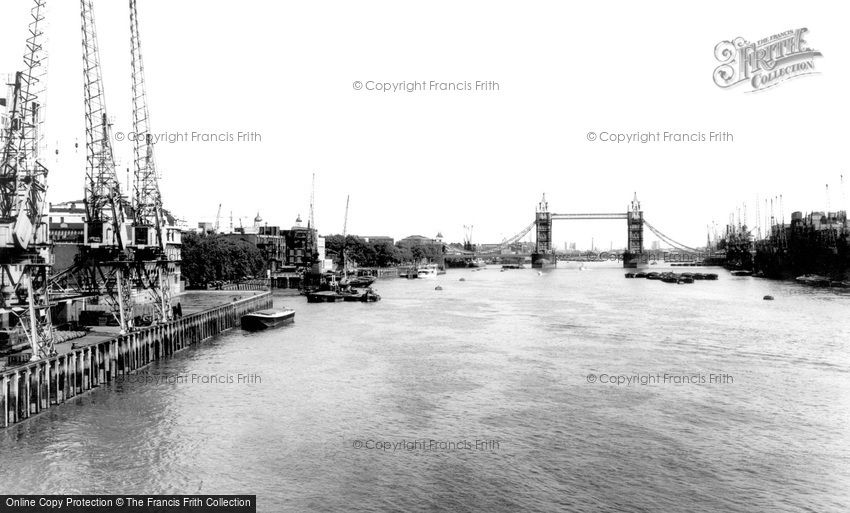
xmin=501 ymin=221 xmax=535 ymax=246
xmin=644 ymin=220 xmax=700 ymax=253
xmin=464 ymin=221 xmax=535 ymax=256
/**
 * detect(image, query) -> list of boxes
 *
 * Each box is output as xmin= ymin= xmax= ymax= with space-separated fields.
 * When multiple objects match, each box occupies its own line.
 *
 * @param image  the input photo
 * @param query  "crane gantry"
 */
xmin=0 ymin=0 xmax=54 ymax=360
xmin=67 ymin=0 xmax=136 ymax=334
xmin=129 ymin=0 xmax=173 ymax=324
xmin=50 ymin=0 xmax=177 ymax=336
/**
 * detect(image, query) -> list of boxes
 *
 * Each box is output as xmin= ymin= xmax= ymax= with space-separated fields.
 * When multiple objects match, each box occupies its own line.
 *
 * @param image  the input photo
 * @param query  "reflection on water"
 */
xmin=2 ymin=266 xmax=849 ymax=512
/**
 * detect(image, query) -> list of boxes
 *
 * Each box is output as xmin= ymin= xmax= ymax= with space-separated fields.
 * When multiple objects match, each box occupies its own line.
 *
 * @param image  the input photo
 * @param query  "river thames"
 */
xmin=1 ymin=265 xmax=849 ymax=512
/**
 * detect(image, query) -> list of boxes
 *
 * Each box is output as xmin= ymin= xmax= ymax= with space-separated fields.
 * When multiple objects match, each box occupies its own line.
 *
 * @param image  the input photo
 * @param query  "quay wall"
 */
xmin=0 ymin=291 xmax=273 ymax=429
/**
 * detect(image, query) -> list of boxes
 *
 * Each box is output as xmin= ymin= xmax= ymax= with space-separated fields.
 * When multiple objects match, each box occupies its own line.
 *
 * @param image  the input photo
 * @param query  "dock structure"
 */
xmin=0 ymin=291 xmax=272 ymax=429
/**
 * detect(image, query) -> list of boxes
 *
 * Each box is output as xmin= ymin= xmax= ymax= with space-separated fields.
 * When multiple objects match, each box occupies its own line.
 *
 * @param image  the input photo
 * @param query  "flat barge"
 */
xmin=241 ymin=309 xmax=295 ymax=330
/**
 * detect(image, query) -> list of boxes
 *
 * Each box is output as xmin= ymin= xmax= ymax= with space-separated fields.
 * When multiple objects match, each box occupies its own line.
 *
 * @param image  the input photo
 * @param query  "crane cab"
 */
xmin=0 ymin=216 xmax=48 ymax=250
xmin=84 ymin=220 xmax=119 ymax=247
xmin=130 ymin=224 xmax=157 ymax=247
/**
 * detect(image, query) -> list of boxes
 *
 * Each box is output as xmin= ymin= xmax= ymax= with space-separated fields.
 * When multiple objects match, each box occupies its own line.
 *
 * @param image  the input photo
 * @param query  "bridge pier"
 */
xmin=623 ymin=193 xmax=644 ymax=268
xmin=532 ymin=195 xmax=556 ymax=268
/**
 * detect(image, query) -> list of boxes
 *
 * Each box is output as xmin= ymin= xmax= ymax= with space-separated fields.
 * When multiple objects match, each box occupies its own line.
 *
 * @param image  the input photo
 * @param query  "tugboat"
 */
xmin=241 ymin=309 xmax=295 ymax=330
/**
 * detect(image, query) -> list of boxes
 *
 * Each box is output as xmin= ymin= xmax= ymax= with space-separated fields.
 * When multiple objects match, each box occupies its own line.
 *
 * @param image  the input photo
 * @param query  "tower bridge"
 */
xmin=532 ymin=193 xmax=644 ymax=268
xmin=448 ymin=193 xmax=703 ymax=269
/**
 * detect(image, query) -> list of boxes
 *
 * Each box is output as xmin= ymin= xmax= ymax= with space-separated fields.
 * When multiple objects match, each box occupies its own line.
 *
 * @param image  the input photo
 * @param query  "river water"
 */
xmin=2 ymin=265 xmax=849 ymax=512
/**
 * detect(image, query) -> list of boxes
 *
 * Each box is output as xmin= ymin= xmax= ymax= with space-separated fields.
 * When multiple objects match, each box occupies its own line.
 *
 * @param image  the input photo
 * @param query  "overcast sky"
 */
xmin=1 ymin=0 xmax=847 ymax=248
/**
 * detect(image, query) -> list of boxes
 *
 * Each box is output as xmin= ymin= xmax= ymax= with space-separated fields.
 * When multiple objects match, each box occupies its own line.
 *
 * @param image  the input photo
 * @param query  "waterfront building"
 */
xmin=398 ymin=233 xmax=446 ymax=268
xmin=224 ymin=223 xmax=286 ymax=274
xmin=399 ymin=234 xmax=439 ymax=246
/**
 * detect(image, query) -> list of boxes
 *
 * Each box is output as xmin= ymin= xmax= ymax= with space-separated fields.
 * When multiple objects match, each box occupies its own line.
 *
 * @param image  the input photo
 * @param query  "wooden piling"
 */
xmin=1 ymin=291 xmax=270 ymax=428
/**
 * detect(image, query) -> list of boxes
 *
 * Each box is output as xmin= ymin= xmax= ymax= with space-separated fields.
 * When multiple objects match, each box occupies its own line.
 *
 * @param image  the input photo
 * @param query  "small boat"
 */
xmin=704 ymin=273 xmax=719 ymax=280
xmin=624 ymin=273 xmax=635 ymax=278
xmin=795 ymin=274 xmax=831 ymax=287
xmin=241 ymin=309 xmax=295 ymax=330
xmin=730 ymin=270 xmax=753 ymax=277
xmin=417 ymin=264 xmax=439 ymax=279
xmin=307 ymin=291 xmax=345 ymax=303
xmin=348 ymin=275 xmax=376 ymax=288
xmin=763 ymin=295 xmax=774 ymax=300
xmin=634 ymin=272 xmax=647 ymax=278
xmin=341 ymin=288 xmax=381 ymax=302
xmin=501 ymin=264 xmax=524 ymax=270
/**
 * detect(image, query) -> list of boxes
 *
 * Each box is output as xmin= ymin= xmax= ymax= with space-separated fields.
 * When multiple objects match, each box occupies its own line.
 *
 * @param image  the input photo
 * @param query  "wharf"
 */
xmin=1 ymin=290 xmax=272 ymax=428
xmin=1 ymin=291 xmax=259 ymax=373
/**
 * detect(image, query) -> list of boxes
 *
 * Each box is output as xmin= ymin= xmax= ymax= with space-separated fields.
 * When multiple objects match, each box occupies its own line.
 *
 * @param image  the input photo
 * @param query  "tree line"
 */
xmin=181 ymin=232 xmax=266 ymax=288
xmin=181 ymin=232 xmax=445 ymax=287
xmin=323 ymin=235 xmax=444 ymax=267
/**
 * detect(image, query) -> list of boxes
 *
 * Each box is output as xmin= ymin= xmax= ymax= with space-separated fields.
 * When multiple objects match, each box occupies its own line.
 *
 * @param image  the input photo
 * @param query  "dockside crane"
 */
xmin=341 ymin=194 xmax=350 ymax=279
xmin=463 ymin=224 xmax=474 ymax=251
xmin=0 ymin=0 xmax=55 ymax=359
xmin=54 ymin=0 xmax=136 ymax=333
xmin=129 ymin=0 xmax=173 ymax=323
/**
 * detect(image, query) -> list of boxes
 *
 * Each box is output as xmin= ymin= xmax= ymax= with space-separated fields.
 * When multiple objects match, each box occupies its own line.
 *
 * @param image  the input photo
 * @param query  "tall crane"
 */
xmin=214 ymin=203 xmax=221 ymax=233
xmin=341 ymin=194 xmax=350 ymax=279
xmin=342 ymin=195 xmax=350 ymax=237
xmin=308 ymin=173 xmax=315 ymax=230
xmin=129 ymin=0 xmax=172 ymax=323
xmin=0 ymin=0 xmax=55 ymax=359
xmin=69 ymin=0 xmax=134 ymax=333
xmin=463 ymin=224 xmax=474 ymax=251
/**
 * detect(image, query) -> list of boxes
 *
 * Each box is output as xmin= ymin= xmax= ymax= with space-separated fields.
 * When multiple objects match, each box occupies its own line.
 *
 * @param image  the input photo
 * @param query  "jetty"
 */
xmin=1 ymin=291 xmax=271 ymax=428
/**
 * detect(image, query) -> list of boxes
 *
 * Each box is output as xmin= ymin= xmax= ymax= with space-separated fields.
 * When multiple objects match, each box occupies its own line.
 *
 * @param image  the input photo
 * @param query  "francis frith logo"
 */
xmin=713 ymin=28 xmax=822 ymax=92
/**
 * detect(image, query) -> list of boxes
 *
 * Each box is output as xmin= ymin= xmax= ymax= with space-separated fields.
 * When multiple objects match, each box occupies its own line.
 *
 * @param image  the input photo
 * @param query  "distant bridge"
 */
xmin=449 ymin=193 xmax=703 ymax=268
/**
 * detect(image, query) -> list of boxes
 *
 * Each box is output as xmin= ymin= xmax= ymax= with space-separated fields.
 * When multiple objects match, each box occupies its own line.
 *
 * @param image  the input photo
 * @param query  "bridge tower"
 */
xmin=623 ymin=193 xmax=644 ymax=268
xmin=532 ymin=194 xmax=555 ymax=268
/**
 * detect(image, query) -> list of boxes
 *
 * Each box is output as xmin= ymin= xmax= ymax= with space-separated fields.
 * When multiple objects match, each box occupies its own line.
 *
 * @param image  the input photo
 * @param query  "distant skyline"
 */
xmin=1 ymin=0 xmax=847 ymax=248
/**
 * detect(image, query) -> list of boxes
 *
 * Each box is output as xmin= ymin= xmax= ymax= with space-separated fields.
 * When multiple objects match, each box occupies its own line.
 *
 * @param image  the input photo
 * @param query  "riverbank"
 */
xmin=0 ymin=290 xmax=272 ymax=428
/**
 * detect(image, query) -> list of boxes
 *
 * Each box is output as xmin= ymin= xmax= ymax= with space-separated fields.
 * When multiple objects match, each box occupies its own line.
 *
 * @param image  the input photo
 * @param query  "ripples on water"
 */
xmin=2 ymin=265 xmax=849 ymax=512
